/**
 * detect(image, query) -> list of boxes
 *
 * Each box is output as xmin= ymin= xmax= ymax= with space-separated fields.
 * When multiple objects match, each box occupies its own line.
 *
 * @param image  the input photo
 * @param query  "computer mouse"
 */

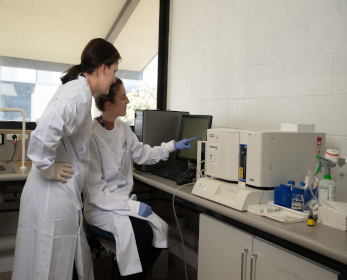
xmin=176 ymin=176 xmax=192 ymax=185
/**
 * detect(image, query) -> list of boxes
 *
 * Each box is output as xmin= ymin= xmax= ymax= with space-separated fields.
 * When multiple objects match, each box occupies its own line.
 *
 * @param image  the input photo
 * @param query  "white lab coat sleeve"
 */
xmin=127 ymin=200 xmax=140 ymax=215
xmin=84 ymin=134 xmax=130 ymax=211
xmin=130 ymin=130 xmax=176 ymax=165
xmin=28 ymin=97 xmax=81 ymax=175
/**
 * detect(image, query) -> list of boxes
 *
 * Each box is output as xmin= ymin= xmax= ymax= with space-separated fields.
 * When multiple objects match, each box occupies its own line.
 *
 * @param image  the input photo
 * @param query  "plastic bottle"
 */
xmin=325 ymin=148 xmax=340 ymax=183
xmin=291 ymin=187 xmax=304 ymax=212
xmin=288 ymin=180 xmax=295 ymax=191
xmin=307 ymin=209 xmax=314 ymax=226
xmin=315 ymin=155 xmax=337 ymax=202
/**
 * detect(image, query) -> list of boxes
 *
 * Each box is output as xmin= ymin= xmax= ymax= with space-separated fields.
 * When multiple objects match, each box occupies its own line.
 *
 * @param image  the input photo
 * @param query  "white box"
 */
xmin=206 ymin=128 xmax=325 ymax=188
xmin=281 ymin=123 xmax=315 ymax=132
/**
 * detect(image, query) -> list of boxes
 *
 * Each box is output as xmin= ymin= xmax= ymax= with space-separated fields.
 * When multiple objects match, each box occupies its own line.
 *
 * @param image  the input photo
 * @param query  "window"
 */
xmin=0 ymin=67 xmax=61 ymax=122
xmin=0 ymin=0 xmax=169 ymax=128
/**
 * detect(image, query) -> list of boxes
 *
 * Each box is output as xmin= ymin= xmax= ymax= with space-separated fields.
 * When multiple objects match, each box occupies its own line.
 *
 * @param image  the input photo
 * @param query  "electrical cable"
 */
xmin=195 ymin=160 xmax=205 ymax=178
xmin=172 ymin=182 xmax=194 ymax=280
xmin=0 ymin=139 xmax=17 ymax=164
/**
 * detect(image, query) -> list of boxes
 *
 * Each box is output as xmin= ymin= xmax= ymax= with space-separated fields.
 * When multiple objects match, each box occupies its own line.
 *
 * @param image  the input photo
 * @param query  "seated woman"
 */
xmin=83 ymin=77 xmax=196 ymax=279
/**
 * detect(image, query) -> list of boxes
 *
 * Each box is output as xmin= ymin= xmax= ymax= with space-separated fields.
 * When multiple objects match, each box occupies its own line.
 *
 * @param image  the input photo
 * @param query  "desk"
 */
xmin=133 ymin=169 xmax=347 ymax=278
xmin=0 ymin=162 xmax=31 ymax=236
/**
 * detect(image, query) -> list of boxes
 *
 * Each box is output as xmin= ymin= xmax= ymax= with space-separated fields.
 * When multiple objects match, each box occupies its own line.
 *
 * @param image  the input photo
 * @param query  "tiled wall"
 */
xmin=167 ymin=0 xmax=347 ymax=158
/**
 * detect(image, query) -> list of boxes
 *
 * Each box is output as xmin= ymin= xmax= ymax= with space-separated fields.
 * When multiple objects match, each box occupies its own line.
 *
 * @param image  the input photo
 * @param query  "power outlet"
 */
xmin=6 ymin=134 xmax=29 ymax=141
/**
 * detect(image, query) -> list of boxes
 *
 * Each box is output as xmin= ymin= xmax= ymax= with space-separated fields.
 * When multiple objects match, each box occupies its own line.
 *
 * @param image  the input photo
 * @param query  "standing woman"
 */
xmin=83 ymin=78 xmax=196 ymax=279
xmin=12 ymin=38 xmax=121 ymax=280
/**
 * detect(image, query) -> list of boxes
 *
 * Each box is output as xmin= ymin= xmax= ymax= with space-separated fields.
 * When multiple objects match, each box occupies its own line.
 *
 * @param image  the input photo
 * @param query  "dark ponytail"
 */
xmin=61 ymin=38 xmax=121 ymax=84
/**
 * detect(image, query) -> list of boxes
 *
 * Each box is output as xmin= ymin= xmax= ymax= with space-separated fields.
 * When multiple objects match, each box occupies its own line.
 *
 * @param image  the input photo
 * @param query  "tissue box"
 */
xmin=317 ymin=201 xmax=347 ymax=231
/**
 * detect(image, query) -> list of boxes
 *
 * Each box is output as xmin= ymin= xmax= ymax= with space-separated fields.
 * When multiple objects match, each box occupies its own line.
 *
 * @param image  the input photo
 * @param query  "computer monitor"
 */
xmin=177 ymin=115 xmax=212 ymax=163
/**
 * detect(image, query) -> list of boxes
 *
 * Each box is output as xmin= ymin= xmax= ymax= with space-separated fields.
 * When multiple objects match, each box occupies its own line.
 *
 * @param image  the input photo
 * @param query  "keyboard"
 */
xmin=151 ymin=166 xmax=195 ymax=182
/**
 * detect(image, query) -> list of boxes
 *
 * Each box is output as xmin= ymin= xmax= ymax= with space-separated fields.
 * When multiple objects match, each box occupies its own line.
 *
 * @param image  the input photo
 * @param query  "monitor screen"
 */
xmin=177 ymin=115 xmax=212 ymax=163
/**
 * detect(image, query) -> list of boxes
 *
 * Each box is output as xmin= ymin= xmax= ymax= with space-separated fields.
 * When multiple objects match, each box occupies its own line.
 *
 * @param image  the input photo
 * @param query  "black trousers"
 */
xmin=121 ymin=216 xmax=163 ymax=280
xmin=73 ymin=217 xmax=164 ymax=280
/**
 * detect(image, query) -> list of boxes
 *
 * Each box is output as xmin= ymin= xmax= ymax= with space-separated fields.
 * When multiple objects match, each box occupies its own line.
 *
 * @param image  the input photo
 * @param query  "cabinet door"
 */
xmin=252 ymin=238 xmax=339 ymax=280
xmin=198 ymin=214 xmax=253 ymax=280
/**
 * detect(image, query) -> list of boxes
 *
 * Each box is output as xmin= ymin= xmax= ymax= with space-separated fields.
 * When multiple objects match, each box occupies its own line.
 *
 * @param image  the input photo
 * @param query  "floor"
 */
xmin=0 ymin=252 xmax=198 ymax=280
xmin=94 ymin=252 xmax=197 ymax=280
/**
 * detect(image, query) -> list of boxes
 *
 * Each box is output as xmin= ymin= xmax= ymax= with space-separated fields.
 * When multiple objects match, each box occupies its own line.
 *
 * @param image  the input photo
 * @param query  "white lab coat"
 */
xmin=83 ymin=119 xmax=174 ymax=276
xmin=12 ymin=76 xmax=94 ymax=280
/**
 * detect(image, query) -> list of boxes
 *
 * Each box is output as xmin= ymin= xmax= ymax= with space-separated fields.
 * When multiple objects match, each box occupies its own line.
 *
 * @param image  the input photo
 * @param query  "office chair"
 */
xmin=86 ymin=224 xmax=121 ymax=280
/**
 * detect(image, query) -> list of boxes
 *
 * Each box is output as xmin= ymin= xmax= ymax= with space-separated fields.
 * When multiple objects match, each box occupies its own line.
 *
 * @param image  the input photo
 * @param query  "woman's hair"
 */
xmin=94 ymin=77 xmax=123 ymax=112
xmin=61 ymin=38 xmax=121 ymax=84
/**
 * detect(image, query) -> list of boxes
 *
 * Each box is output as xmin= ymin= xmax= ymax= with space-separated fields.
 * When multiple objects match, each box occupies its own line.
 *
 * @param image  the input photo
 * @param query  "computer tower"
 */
xmin=133 ymin=110 xmax=189 ymax=171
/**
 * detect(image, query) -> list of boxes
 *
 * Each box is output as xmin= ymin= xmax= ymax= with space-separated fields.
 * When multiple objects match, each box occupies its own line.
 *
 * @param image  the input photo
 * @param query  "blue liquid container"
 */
xmin=274 ymin=184 xmax=292 ymax=208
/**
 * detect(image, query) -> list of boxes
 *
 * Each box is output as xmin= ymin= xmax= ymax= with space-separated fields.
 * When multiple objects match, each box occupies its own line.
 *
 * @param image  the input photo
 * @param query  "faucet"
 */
xmin=0 ymin=107 xmax=27 ymax=170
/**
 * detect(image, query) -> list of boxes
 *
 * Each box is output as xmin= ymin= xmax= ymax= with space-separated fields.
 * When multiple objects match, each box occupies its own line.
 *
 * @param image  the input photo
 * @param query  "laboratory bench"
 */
xmin=133 ymin=169 xmax=347 ymax=280
xmin=1 ymin=164 xmax=346 ymax=279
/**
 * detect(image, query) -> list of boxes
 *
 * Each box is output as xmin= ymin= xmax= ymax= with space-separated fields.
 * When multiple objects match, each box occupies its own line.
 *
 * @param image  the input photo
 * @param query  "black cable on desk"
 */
xmin=2 ymin=139 xmax=17 ymax=164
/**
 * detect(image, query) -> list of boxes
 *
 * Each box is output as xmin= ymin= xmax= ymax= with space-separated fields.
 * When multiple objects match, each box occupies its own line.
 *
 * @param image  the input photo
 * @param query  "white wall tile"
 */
xmin=218 ymin=7 xmax=249 ymax=44
xmin=203 ymin=99 xmax=229 ymax=127
xmin=174 ymin=0 xmax=192 ymax=9
xmin=266 ymin=22 xmax=310 ymax=64
xmin=235 ymin=99 xmax=262 ymax=129
xmin=304 ymin=95 xmax=347 ymax=136
xmin=248 ymin=0 xmax=287 ymax=36
xmin=333 ymin=54 xmax=347 ymax=95
xmin=194 ymin=18 xmax=219 ymax=49
xmin=174 ymin=4 xmax=185 ymax=32
xmin=173 ymin=27 xmax=194 ymax=55
xmin=228 ymin=99 xmax=238 ymax=127
xmin=232 ymin=34 xmax=266 ymax=68
xmin=342 ymin=0 xmax=347 ymax=12
xmin=283 ymin=56 xmax=334 ymax=97
xmin=215 ymin=69 xmax=246 ymax=99
xmin=261 ymin=97 xmax=305 ymax=130
xmin=206 ymin=0 xmax=234 ymax=20
xmin=310 ymin=12 xmax=347 ymax=57
xmin=172 ymin=55 xmax=183 ymax=79
xmin=2 ymin=256 xmax=14 ymax=272
xmin=326 ymin=136 xmax=347 ymax=158
xmin=192 ymin=74 xmax=216 ymax=100
xmin=245 ymin=63 xmax=283 ymax=98
xmin=171 ymin=77 xmax=192 ymax=101
xmin=234 ymin=0 xmax=259 ymax=9
xmin=184 ymin=0 xmax=207 ymax=27
xmin=182 ymin=50 xmax=204 ymax=76
xmin=287 ymin=0 xmax=339 ymax=25
xmin=204 ymin=43 xmax=232 ymax=73
xmin=169 ymin=101 xmax=181 ymax=111
xmin=180 ymin=100 xmax=203 ymax=114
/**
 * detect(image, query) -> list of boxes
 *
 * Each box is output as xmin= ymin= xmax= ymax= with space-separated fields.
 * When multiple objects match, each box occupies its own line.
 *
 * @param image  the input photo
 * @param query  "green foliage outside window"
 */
xmin=120 ymin=81 xmax=157 ymax=125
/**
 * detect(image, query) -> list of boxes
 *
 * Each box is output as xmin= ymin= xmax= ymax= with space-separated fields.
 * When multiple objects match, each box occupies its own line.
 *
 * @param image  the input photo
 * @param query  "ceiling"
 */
xmin=0 ymin=0 xmax=159 ymax=72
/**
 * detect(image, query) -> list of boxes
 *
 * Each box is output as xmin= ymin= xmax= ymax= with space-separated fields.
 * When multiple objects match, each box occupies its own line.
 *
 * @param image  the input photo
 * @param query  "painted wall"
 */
xmin=167 ymin=0 xmax=347 ymax=158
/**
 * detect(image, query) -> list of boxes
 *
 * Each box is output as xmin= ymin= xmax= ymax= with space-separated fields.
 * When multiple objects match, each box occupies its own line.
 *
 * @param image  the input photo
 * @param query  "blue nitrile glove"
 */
xmin=138 ymin=202 xmax=152 ymax=218
xmin=174 ymin=137 xmax=197 ymax=150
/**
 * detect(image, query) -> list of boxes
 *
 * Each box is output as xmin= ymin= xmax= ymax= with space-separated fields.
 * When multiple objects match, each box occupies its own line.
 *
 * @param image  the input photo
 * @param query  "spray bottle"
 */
xmin=315 ymin=155 xmax=337 ymax=202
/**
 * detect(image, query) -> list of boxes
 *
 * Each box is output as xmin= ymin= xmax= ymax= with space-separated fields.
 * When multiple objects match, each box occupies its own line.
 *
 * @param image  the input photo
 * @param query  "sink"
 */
xmin=0 ymin=164 xmax=16 ymax=174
